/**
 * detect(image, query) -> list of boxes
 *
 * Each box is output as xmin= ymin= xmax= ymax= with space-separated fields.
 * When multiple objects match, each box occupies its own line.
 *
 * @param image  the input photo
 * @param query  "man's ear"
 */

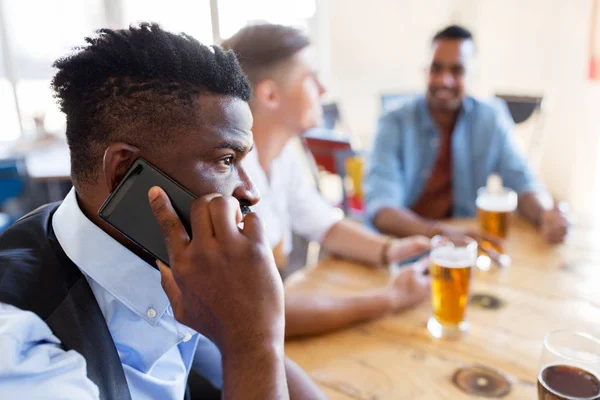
xmin=102 ymin=143 xmax=141 ymax=192
xmin=254 ymin=79 xmax=281 ymax=110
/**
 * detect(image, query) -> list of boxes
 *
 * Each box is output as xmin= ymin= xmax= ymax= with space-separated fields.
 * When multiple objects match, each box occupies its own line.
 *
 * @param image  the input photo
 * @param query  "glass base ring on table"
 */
xmin=427 ymin=234 xmax=477 ymax=340
xmin=476 ymin=253 xmax=511 ymax=271
xmin=427 ymin=316 xmax=470 ymax=339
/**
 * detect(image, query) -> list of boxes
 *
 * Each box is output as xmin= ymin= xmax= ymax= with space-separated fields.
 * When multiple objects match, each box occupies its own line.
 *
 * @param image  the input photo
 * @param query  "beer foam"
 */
xmin=476 ymin=192 xmax=517 ymax=213
xmin=486 ymin=174 xmax=504 ymax=194
xmin=431 ymin=246 xmax=475 ymax=268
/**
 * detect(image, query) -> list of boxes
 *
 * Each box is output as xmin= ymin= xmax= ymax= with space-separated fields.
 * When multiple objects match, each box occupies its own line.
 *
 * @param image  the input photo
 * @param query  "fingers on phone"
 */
xmin=207 ymin=196 xmax=242 ymax=240
xmin=240 ymin=212 xmax=268 ymax=243
xmin=148 ymin=187 xmax=190 ymax=255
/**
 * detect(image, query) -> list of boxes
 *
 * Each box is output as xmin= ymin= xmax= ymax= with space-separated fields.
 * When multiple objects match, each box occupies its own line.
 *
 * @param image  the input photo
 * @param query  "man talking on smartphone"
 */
xmin=0 ymin=23 xmax=323 ymax=399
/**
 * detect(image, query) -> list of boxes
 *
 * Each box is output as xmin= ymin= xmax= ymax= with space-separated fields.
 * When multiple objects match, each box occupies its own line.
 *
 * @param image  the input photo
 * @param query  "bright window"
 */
xmin=121 ymin=0 xmax=213 ymax=44
xmin=218 ymin=0 xmax=316 ymax=40
xmin=0 ymin=0 xmax=320 ymax=142
xmin=2 ymin=0 xmax=106 ymax=139
xmin=0 ymin=79 xmax=20 ymax=142
xmin=0 ymin=23 xmax=19 ymax=142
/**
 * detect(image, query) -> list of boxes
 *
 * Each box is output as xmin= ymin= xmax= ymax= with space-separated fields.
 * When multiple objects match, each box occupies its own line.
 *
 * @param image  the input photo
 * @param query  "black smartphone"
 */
xmin=98 ymin=158 xmax=195 ymax=267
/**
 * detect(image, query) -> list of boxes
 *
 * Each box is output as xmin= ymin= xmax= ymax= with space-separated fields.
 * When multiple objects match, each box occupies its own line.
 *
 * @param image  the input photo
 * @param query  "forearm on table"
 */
xmin=221 ymin=343 xmax=289 ymax=400
xmin=373 ymin=207 xmax=434 ymax=238
xmin=284 ymin=290 xmax=391 ymax=338
xmin=320 ymin=220 xmax=387 ymax=266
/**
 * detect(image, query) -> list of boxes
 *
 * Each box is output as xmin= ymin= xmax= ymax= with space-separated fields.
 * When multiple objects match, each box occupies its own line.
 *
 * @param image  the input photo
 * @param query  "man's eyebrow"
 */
xmin=215 ymin=140 xmax=253 ymax=153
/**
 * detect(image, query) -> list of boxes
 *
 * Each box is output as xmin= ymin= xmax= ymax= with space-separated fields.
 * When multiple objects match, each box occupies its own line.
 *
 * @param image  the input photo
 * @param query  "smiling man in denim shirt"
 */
xmin=365 ymin=25 xmax=568 ymax=245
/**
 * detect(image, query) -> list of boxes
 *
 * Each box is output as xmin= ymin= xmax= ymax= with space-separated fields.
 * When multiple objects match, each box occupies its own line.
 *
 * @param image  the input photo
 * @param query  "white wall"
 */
xmin=325 ymin=0 xmax=454 ymax=141
xmin=466 ymin=0 xmax=600 ymax=216
xmin=325 ymin=0 xmax=600 ymax=216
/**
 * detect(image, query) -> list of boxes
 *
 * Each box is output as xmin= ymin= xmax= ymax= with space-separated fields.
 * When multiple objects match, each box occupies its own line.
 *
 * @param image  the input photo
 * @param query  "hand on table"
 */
xmin=540 ymin=203 xmax=569 ymax=244
xmin=434 ymin=224 xmax=504 ymax=250
xmin=387 ymin=258 xmax=431 ymax=312
xmin=148 ymin=187 xmax=285 ymax=354
xmin=385 ymin=235 xmax=431 ymax=264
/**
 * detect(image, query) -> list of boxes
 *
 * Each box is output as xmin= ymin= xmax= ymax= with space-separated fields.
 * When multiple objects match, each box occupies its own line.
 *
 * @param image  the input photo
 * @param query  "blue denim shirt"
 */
xmin=365 ymin=95 xmax=542 ymax=223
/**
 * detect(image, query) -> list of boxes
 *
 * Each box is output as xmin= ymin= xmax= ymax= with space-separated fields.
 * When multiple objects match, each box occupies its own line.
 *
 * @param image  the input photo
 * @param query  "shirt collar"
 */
xmin=417 ymin=95 xmax=474 ymax=131
xmin=52 ymin=188 xmax=170 ymax=325
xmin=244 ymin=144 xmax=280 ymax=187
xmin=243 ymin=146 xmax=284 ymax=248
xmin=245 ymin=147 xmax=266 ymax=184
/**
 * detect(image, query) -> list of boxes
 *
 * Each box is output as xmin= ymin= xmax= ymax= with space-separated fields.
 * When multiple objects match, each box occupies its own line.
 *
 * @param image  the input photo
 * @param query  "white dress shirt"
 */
xmin=0 ymin=189 xmax=223 ymax=399
xmin=244 ymin=141 xmax=342 ymax=255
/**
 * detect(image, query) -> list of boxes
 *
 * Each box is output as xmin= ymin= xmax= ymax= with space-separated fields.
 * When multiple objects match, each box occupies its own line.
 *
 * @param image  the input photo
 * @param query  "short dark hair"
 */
xmin=221 ymin=24 xmax=310 ymax=86
xmin=432 ymin=25 xmax=473 ymax=43
xmin=52 ymin=22 xmax=251 ymax=186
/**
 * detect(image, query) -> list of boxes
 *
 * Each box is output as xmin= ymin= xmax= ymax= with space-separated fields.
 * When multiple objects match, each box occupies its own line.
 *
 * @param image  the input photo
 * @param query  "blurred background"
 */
xmin=1 ymin=0 xmax=599 ymax=228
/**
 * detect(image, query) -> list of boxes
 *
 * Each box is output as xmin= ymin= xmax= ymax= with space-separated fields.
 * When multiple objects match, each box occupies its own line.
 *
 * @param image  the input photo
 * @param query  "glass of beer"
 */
xmin=427 ymin=235 xmax=477 ymax=339
xmin=476 ymin=175 xmax=518 ymax=253
xmin=538 ymin=330 xmax=600 ymax=399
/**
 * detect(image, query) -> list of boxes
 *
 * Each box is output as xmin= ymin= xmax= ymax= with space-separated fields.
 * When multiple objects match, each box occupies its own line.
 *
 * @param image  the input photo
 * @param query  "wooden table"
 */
xmin=284 ymin=218 xmax=600 ymax=399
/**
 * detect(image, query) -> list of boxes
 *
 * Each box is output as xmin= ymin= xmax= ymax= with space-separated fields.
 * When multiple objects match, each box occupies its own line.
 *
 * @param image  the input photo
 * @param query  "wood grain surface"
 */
xmin=284 ymin=218 xmax=600 ymax=399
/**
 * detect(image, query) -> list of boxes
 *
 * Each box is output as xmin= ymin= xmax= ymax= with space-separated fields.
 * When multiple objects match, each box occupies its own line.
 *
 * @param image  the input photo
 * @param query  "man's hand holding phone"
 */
xmin=148 ymin=186 xmax=289 ymax=399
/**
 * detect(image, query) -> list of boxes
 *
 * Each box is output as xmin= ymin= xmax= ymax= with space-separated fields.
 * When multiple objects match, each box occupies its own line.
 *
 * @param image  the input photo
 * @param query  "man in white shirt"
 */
xmin=223 ymin=24 xmax=431 ymax=338
xmin=0 ymin=23 xmax=323 ymax=399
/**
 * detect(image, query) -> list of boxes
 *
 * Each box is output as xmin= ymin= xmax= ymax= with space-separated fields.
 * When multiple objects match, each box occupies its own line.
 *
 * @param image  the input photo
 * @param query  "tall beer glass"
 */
xmin=476 ymin=176 xmax=518 ymax=254
xmin=427 ymin=235 xmax=477 ymax=339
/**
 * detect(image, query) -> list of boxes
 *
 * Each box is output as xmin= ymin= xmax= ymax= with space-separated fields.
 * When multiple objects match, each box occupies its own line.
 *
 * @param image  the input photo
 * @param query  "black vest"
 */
xmin=0 ymin=204 xmax=131 ymax=400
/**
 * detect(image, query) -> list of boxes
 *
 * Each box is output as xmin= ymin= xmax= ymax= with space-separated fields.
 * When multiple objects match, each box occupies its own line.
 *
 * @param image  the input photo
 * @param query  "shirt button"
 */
xmin=430 ymin=138 xmax=440 ymax=148
xmin=147 ymin=308 xmax=157 ymax=318
xmin=422 ymin=170 xmax=431 ymax=179
xmin=182 ymin=333 xmax=193 ymax=342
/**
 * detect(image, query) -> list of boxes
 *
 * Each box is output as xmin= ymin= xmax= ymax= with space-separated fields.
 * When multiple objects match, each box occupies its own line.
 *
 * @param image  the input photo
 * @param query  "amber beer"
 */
xmin=477 ymin=207 xmax=512 ymax=253
xmin=427 ymin=236 xmax=477 ymax=339
xmin=476 ymin=182 xmax=518 ymax=253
